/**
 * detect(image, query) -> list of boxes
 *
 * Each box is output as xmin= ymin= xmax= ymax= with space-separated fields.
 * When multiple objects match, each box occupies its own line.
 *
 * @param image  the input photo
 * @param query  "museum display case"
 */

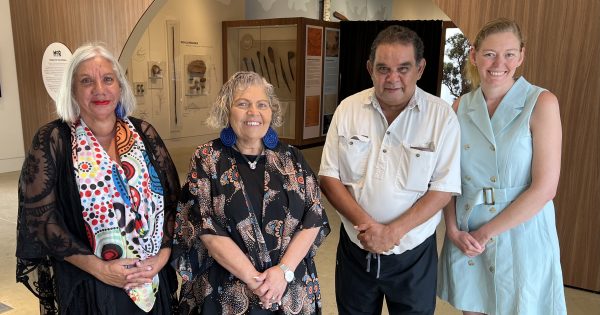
xmin=223 ymin=18 xmax=340 ymax=147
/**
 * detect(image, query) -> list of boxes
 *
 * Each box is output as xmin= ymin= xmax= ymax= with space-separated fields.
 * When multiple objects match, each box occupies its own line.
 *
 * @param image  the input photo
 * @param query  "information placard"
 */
xmin=41 ymin=42 xmax=72 ymax=101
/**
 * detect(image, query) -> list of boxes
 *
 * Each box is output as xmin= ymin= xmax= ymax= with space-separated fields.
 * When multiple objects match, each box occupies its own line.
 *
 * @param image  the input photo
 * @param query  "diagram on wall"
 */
xmin=183 ymin=54 xmax=212 ymax=111
xmin=133 ymin=81 xmax=146 ymax=104
xmin=303 ymin=25 xmax=323 ymax=139
xmin=184 ymin=54 xmax=209 ymax=97
xmin=147 ymin=61 xmax=165 ymax=89
xmin=322 ymin=27 xmax=340 ymax=135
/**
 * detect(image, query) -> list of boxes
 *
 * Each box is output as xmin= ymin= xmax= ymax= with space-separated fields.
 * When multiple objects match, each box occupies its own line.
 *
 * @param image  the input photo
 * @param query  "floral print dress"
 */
xmin=172 ymin=139 xmax=330 ymax=315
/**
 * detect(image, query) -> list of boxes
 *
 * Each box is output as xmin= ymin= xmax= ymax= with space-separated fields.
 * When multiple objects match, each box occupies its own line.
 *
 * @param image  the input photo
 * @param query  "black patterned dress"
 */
xmin=172 ymin=139 xmax=330 ymax=314
xmin=16 ymin=118 xmax=180 ymax=314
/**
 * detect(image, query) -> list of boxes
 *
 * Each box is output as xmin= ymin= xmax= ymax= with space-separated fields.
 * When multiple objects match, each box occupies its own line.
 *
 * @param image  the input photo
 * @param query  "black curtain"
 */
xmin=338 ymin=20 xmax=443 ymax=103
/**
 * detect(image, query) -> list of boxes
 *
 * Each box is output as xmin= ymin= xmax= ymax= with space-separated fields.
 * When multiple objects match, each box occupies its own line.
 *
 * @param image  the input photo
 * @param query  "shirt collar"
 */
xmin=366 ymin=86 xmax=425 ymax=112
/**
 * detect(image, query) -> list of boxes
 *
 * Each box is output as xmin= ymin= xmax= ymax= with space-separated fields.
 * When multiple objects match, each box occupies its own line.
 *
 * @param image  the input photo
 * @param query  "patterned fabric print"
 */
xmin=302 ymin=273 xmax=322 ymax=308
xmin=265 ymin=219 xmax=284 ymax=252
xmin=173 ymin=140 xmax=330 ymax=315
xmin=71 ymin=118 xmax=165 ymax=312
xmin=220 ymin=282 xmax=252 ymax=315
xmin=281 ymin=281 xmax=308 ymax=314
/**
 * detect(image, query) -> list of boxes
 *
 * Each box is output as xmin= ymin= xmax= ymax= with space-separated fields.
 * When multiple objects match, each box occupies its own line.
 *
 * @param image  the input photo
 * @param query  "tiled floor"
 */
xmin=0 ymin=145 xmax=598 ymax=314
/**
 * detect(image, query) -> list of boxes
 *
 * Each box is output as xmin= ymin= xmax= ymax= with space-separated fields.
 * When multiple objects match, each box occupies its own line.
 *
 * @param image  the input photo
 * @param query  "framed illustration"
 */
xmin=147 ymin=61 xmax=164 ymax=89
xmin=184 ymin=55 xmax=210 ymax=96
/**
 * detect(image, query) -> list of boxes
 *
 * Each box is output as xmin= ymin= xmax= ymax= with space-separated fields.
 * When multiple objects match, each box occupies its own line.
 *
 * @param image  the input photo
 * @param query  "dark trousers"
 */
xmin=114 ymin=289 xmax=150 ymax=314
xmin=335 ymin=227 xmax=437 ymax=315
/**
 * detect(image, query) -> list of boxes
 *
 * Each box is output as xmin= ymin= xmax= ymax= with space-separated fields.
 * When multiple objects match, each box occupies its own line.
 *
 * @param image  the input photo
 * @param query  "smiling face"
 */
xmin=367 ymin=43 xmax=425 ymax=110
xmin=471 ymin=31 xmax=524 ymax=89
xmin=229 ymin=84 xmax=272 ymax=150
xmin=74 ymin=56 xmax=121 ymax=123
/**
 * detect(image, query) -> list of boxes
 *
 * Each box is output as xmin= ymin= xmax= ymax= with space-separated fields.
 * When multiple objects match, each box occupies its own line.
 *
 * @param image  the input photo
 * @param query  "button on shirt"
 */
xmin=319 ymin=87 xmax=461 ymax=254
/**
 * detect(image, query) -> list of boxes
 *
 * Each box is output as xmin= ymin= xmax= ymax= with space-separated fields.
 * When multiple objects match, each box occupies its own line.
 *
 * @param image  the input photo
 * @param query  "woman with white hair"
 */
xmin=16 ymin=43 xmax=180 ymax=314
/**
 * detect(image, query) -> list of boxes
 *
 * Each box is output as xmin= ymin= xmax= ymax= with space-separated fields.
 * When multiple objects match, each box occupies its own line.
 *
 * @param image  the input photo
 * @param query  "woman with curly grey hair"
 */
xmin=172 ymin=71 xmax=330 ymax=314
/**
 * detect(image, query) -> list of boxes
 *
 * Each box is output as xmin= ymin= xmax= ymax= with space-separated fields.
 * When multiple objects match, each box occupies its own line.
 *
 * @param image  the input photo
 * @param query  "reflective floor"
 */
xmin=0 ymin=145 xmax=598 ymax=314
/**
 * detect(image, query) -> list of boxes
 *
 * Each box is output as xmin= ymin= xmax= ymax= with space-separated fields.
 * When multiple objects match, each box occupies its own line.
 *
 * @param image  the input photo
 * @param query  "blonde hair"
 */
xmin=206 ymin=71 xmax=283 ymax=129
xmin=466 ymin=18 xmax=525 ymax=88
xmin=55 ymin=43 xmax=135 ymax=123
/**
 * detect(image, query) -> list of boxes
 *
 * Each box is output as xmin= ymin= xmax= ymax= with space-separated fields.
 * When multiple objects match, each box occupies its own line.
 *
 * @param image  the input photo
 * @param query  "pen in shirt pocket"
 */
xmin=410 ymin=142 xmax=434 ymax=152
xmin=350 ymin=135 xmax=369 ymax=141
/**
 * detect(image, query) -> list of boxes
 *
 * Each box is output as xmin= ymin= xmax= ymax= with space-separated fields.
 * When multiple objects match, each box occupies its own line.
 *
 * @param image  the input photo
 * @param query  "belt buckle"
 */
xmin=483 ymin=187 xmax=495 ymax=205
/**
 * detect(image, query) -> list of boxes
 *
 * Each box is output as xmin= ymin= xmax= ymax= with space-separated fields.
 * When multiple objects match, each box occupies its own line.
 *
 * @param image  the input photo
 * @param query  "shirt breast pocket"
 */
xmin=399 ymin=143 xmax=435 ymax=192
xmin=338 ymin=134 xmax=371 ymax=183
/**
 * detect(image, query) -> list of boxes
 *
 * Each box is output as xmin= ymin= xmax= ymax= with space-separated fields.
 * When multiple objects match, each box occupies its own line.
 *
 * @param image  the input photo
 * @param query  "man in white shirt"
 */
xmin=319 ymin=25 xmax=461 ymax=314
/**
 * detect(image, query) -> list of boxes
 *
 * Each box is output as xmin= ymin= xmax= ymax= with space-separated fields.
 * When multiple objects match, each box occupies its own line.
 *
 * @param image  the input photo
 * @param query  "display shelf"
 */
xmin=223 ymin=18 xmax=340 ymax=147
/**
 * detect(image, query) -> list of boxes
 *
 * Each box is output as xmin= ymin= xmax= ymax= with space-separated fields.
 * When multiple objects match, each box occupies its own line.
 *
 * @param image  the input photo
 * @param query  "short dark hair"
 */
xmin=369 ymin=25 xmax=424 ymax=63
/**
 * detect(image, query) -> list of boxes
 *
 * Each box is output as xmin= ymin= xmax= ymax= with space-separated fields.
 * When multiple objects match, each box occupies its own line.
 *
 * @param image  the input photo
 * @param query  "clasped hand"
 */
xmin=355 ymin=222 xmax=400 ymax=254
xmin=447 ymin=228 xmax=489 ymax=257
xmin=247 ymin=266 xmax=288 ymax=310
xmin=96 ymin=252 xmax=168 ymax=290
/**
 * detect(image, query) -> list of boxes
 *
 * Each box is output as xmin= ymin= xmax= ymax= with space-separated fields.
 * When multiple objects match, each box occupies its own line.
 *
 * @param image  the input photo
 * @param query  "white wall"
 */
xmin=392 ymin=0 xmax=450 ymax=21
xmin=328 ymin=0 xmax=449 ymax=21
xmin=330 ymin=0 xmax=393 ymax=20
xmin=246 ymin=0 xmax=320 ymax=19
xmin=126 ymin=0 xmax=245 ymax=149
xmin=0 ymin=0 xmax=24 ymax=173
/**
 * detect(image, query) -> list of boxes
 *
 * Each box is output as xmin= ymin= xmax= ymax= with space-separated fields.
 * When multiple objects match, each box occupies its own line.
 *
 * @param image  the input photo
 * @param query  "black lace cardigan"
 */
xmin=15 ymin=117 xmax=180 ymax=314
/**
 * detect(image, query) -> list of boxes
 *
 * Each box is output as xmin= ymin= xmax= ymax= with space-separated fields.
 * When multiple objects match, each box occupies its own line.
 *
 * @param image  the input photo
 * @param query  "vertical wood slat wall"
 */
xmin=434 ymin=0 xmax=600 ymax=292
xmin=9 ymin=0 xmax=154 ymax=151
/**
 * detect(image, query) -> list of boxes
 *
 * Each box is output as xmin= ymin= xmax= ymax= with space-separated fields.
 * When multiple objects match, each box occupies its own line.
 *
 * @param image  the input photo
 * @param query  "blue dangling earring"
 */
xmin=115 ymin=101 xmax=126 ymax=119
xmin=262 ymin=127 xmax=279 ymax=149
xmin=220 ymin=126 xmax=237 ymax=147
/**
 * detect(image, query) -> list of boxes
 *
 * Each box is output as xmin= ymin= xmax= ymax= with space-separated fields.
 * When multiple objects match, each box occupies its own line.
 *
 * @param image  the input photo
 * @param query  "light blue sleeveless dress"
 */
xmin=437 ymin=77 xmax=567 ymax=315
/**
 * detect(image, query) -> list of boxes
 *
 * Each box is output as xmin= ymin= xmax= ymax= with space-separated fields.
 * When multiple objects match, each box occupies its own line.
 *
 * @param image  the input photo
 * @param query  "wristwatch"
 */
xmin=279 ymin=264 xmax=295 ymax=283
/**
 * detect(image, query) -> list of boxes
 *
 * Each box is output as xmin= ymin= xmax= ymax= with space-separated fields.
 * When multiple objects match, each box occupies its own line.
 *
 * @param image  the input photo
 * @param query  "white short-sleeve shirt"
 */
xmin=319 ymin=87 xmax=461 ymax=254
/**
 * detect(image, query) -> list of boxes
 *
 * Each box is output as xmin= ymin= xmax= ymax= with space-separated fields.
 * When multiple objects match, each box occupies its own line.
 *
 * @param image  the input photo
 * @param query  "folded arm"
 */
xmin=356 ymin=190 xmax=451 ymax=253
xmin=64 ymin=254 xmax=152 ymax=289
xmin=200 ymin=234 xmax=262 ymax=288
xmin=443 ymin=197 xmax=484 ymax=256
xmin=252 ymin=227 xmax=320 ymax=307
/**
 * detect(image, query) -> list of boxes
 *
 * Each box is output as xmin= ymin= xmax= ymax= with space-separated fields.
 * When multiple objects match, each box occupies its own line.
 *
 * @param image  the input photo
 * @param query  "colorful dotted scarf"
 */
xmin=71 ymin=118 xmax=165 ymax=312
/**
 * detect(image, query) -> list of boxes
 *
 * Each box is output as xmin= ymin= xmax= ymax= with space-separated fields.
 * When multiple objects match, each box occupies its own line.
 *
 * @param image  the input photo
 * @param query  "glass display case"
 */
xmin=223 ymin=18 xmax=340 ymax=147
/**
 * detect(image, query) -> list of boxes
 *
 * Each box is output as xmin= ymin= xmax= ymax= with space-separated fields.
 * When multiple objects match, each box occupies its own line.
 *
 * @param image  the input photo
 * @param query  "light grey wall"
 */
xmin=392 ymin=0 xmax=450 ymax=20
xmin=330 ymin=0 xmax=393 ymax=21
xmin=245 ymin=0 xmax=320 ymax=19
xmin=0 ymin=0 xmax=24 ymax=173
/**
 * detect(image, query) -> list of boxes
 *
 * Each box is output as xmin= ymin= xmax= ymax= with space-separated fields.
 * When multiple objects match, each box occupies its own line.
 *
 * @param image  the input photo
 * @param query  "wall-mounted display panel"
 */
xmin=223 ymin=18 xmax=339 ymax=147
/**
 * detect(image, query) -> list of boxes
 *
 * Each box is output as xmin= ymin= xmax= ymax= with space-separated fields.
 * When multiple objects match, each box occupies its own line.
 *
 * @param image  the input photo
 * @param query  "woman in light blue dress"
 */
xmin=437 ymin=18 xmax=567 ymax=315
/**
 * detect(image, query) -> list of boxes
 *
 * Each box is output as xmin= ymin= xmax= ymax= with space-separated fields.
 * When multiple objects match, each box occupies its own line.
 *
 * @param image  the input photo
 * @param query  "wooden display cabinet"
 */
xmin=223 ymin=18 xmax=340 ymax=147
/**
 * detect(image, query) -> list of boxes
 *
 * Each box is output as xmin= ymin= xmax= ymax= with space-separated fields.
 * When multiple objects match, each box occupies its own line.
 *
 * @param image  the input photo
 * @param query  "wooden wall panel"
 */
xmin=9 ymin=0 xmax=154 ymax=151
xmin=434 ymin=0 xmax=600 ymax=292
